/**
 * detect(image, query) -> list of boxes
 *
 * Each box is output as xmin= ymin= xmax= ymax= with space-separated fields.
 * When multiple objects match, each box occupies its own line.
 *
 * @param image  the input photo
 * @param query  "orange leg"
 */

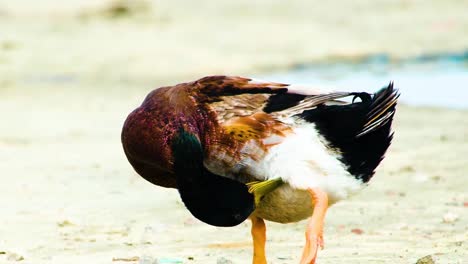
xmin=251 ymin=216 xmax=267 ymax=264
xmin=300 ymin=188 xmax=329 ymax=264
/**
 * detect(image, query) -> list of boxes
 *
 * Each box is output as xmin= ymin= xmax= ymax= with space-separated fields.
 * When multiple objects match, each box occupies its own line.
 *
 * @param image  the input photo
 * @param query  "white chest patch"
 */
xmin=246 ymin=123 xmax=364 ymax=204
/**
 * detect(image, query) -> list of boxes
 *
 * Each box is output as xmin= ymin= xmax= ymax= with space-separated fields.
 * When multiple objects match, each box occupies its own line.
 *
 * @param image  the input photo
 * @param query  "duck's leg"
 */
xmin=300 ymin=188 xmax=329 ymax=264
xmin=250 ymin=216 xmax=267 ymax=264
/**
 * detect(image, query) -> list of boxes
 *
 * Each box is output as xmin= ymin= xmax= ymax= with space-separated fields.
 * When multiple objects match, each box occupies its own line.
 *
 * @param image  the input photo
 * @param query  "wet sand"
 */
xmin=1 ymin=1 xmax=467 ymax=263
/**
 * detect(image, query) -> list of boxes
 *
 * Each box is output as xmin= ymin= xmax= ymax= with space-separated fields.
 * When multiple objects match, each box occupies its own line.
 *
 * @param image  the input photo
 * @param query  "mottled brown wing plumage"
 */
xmin=187 ymin=76 xmax=294 ymax=181
xmin=209 ymin=94 xmax=271 ymax=124
xmin=192 ymin=76 xmax=290 ymax=123
xmin=194 ymin=75 xmax=289 ymax=96
xmin=203 ymin=111 xmax=294 ymax=180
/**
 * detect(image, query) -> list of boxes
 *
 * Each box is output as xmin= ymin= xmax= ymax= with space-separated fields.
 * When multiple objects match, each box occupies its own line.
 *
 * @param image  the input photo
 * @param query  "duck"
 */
xmin=121 ymin=75 xmax=399 ymax=264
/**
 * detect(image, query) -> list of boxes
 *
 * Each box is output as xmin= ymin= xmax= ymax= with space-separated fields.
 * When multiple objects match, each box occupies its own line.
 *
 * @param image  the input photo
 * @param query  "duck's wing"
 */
xmin=191 ymin=76 xmax=355 ymax=181
xmin=193 ymin=75 xmax=349 ymax=124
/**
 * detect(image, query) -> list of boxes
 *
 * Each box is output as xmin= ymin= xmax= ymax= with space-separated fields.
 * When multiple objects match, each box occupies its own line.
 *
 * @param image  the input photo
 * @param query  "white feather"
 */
xmin=247 ymin=122 xmax=366 ymax=222
xmin=247 ymin=122 xmax=364 ymax=204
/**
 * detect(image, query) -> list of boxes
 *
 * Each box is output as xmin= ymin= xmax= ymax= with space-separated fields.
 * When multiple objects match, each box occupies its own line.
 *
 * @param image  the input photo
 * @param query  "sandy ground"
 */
xmin=1 ymin=1 xmax=467 ymax=263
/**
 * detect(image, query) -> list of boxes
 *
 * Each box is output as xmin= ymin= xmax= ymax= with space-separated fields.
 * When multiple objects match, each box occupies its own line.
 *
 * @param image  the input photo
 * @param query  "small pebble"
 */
xmin=430 ymin=175 xmax=441 ymax=182
xmin=112 ymin=256 xmax=139 ymax=262
xmin=399 ymin=165 xmax=415 ymax=172
xmin=217 ymin=257 xmax=233 ymax=264
xmin=351 ymin=228 xmax=364 ymax=235
xmin=183 ymin=218 xmax=197 ymax=226
xmin=454 ymin=241 xmax=463 ymax=247
xmin=415 ymin=255 xmax=435 ymax=264
xmin=7 ymin=253 xmax=24 ymax=261
xmin=442 ymin=212 xmax=459 ymax=223
xmin=57 ymin=220 xmax=75 ymax=227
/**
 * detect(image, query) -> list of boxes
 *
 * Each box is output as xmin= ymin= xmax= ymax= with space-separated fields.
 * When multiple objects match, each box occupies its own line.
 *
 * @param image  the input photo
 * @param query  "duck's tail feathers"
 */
xmin=357 ymin=82 xmax=400 ymax=137
xmin=297 ymin=82 xmax=399 ymax=182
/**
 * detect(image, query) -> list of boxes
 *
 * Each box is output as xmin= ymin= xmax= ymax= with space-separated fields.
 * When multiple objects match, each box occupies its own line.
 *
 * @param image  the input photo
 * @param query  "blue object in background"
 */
xmin=261 ymin=51 xmax=468 ymax=109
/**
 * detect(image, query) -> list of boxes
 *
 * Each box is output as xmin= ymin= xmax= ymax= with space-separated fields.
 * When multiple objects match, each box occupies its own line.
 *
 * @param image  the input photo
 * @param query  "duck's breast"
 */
xmin=254 ymin=184 xmax=313 ymax=223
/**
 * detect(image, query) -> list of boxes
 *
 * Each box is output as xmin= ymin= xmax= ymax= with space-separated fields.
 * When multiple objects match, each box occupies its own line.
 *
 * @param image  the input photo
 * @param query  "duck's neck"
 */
xmin=171 ymin=129 xmax=255 ymax=227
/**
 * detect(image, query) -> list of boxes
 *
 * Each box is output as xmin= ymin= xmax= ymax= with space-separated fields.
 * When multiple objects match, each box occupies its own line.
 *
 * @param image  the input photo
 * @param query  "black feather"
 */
xmin=171 ymin=129 xmax=255 ymax=227
xmin=297 ymin=83 xmax=398 ymax=182
xmin=263 ymin=93 xmax=306 ymax=113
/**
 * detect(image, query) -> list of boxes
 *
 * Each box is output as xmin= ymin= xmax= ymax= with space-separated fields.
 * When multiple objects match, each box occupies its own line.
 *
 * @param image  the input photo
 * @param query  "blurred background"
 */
xmin=1 ymin=0 xmax=467 ymax=263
